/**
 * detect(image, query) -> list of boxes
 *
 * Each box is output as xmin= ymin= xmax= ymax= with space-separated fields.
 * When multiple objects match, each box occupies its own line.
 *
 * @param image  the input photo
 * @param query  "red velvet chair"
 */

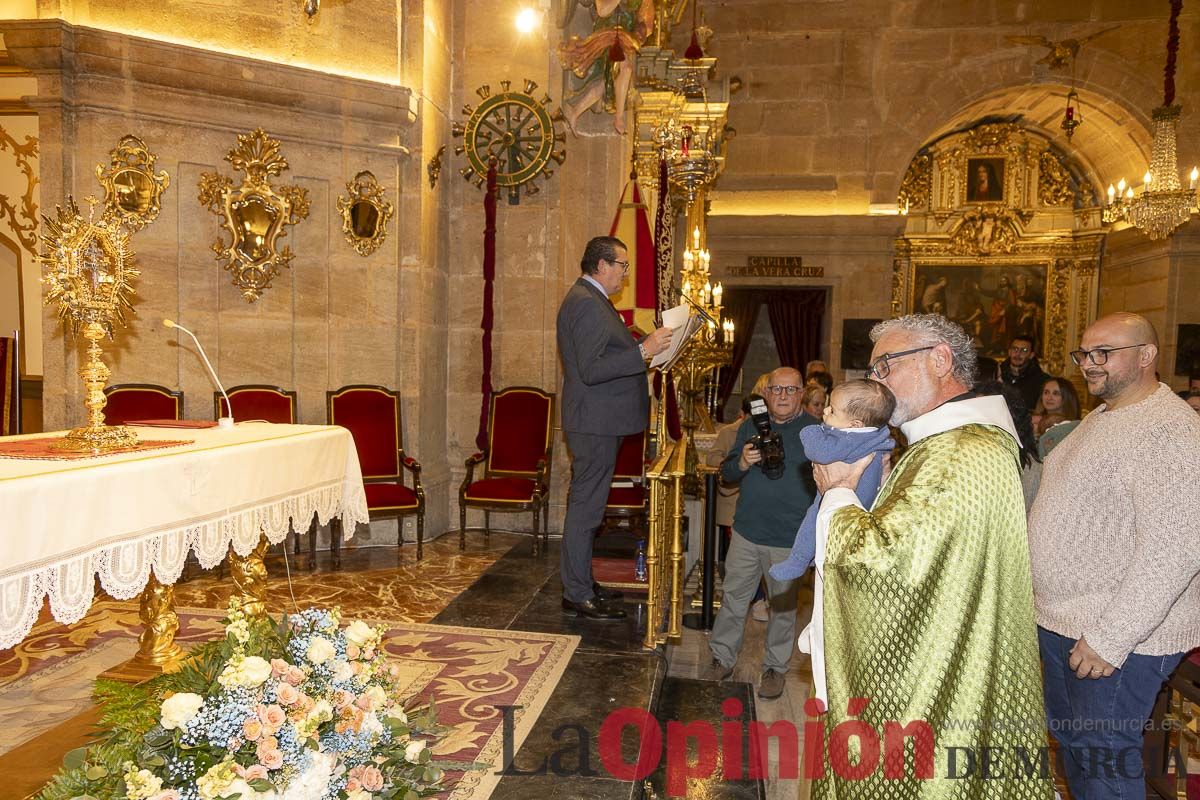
xmin=603 ymin=430 xmax=649 ymax=531
xmin=215 ymin=385 xmax=298 ymax=424
xmin=104 ymin=384 xmax=183 ymax=426
xmin=459 ymin=386 xmax=555 ymax=556
xmin=328 ymin=385 xmax=425 ymax=559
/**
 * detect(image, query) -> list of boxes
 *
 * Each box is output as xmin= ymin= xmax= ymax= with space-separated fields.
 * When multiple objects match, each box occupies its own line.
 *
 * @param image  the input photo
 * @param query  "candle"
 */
xmin=683 ymin=249 xmax=693 ymax=267
xmin=1107 ymin=184 xmax=1116 ymax=202
xmin=693 ymin=227 xmax=700 ymax=250
xmin=1191 ymin=166 xmax=1198 ymax=190
xmin=713 ymin=282 xmax=723 ymax=308
xmin=1117 ymin=177 xmax=1126 ymax=193
xmin=704 ymin=281 xmax=712 ymax=304
xmin=683 ymin=279 xmax=691 ymax=299
xmin=1126 ymin=187 xmax=1134 ymax=199
xmin=1143 ymin=171 xmax=1152 ymax=187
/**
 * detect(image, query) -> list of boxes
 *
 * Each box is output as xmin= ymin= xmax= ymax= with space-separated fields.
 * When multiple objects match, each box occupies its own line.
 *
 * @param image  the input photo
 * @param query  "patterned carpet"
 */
xmin=0 ymin=535 xmax=579 ymax=800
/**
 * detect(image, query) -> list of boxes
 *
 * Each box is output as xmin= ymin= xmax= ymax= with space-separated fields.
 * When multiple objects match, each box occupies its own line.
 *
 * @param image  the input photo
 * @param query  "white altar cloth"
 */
xmin=0 ymin=423 xmax=369 ymax=649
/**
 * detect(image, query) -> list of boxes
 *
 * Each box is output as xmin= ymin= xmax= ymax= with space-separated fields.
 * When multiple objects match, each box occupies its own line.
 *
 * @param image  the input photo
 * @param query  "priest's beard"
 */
xmin=889 ymin=379 xmax=939 ymax=426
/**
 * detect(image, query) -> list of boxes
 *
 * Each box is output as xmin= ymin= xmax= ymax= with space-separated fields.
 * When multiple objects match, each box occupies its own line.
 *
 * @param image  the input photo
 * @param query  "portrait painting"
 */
xmin=966 ymin=157 xmax=1005 ymax=202
xmin=912 ymin=264 xmax=1046 ymax=359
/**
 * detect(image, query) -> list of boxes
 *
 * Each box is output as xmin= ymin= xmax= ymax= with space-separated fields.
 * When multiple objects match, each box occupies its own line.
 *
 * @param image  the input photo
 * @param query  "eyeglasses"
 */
xmin=866 ymin=346 xmax=935 ymax=380
xmin=1069 ymin=344 xmax=1147 ymax=367
xmin=1009 ymin=345 xmax=1032 ymax=354
xmin=609 ymin=260 xmax=630 ymax=273
xmin=765 ymin=385 xmax=800 ymax=396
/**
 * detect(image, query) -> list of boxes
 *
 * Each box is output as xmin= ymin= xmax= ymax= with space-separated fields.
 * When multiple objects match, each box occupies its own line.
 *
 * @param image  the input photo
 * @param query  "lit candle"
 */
xmin=713 ymin=282 xmax=723 ymax=308
xmin=1126 ymin=187 xmax=1134 ymax=199
xmin=727 ymin=320 xmax=735 ymax=346
xmin=1191 ymin=166 xmax=1198 ymax=190
xmin=683 ymin=249 xmax=693 ymax=268
xmin=693 ymin=227 xmax=701 ymax=250
xmin=704 ymin=281 xmax=712 ymax=304
xmin=1143 ymin=171 xmax=1153 ymax=187
xmin=1107 ymin=184 xmax=1116 ymax=202
xmin=1117 ymin=177 xmax=1127 ymax=193
xmin=683 ymin=279 xmax=691 ymax=299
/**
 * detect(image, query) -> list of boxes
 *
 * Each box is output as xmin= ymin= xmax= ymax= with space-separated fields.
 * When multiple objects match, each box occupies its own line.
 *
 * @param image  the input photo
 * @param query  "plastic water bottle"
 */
xmin=635 ymin=539 xmax=648 ymax=582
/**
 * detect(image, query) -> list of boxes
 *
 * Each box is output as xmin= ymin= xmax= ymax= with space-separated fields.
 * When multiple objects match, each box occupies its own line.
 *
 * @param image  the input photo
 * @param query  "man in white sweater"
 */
xmin=1029 ymin=312 xmax=1200 ymax=800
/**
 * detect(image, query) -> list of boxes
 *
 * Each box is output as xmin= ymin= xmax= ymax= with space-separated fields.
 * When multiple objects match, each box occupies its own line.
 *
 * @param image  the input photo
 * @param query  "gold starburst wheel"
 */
xmin=452 ymin=79 xmax=566 ymax=204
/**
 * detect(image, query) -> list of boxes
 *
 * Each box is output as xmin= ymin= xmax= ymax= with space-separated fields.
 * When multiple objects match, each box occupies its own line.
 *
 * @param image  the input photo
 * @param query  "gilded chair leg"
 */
xmin=532 ymin=506 xmax=540 ymax=557
xmin=417 ymin=512 xmax=424 ymax=561
xmin=459 ymin=505 xmax=467 ymax=551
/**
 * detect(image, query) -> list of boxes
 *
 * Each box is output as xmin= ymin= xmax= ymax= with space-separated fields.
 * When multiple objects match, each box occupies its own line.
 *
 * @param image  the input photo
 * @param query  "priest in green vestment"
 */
xmin=806 ymin=314 xmax=1052 ymax=799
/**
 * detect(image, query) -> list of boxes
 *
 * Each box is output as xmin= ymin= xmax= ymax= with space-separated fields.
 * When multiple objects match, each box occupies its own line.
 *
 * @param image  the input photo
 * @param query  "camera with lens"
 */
xmin=745 ymin=394 xmax=786 ymax=480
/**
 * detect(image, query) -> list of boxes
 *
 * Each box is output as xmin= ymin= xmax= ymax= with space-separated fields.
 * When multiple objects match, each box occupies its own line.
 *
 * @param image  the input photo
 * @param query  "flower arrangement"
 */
xmin=39 ymin=600 xmax=473 ymax=800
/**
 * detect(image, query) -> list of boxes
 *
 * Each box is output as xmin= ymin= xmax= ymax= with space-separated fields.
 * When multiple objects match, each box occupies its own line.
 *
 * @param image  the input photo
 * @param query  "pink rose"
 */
xmin=256 ymin=736 xmax=279 ymax=762
xmin=350 ymin=661 xmax=364 ymax=676
xmin=276 ymin=683 xmax=300 ymax=705
xmin=259 ymin=748 xmax=284 ymax=770
xmin=345 ymin=777 xmax=362 ymax=792
xmin=285 ymin=666 xmax=305 ymax=686
xmin=346 ymin=643 xmax=360 ymax=660
xmin=333 ymin=689 xmax=354 ymax=709
xmin=241 ymin=764 xmax=269 ymax=781
xmin=270 ymin=658 xmax=289 ymax=678
xmin=260 ymin=704 xmax=286 ymax=730
xmin=243 ymin=717 xmax=263 ymax=741
xmin=150 ymin=792 xmax=181 ymax=800
xmin=359 ymin=766 xmax=384 ymax=792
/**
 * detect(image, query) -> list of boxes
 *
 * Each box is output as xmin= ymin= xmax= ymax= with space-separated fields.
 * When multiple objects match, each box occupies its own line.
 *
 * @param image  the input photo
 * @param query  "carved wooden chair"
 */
xmin=103 ymin=383 xmax=183 ymax=426
xmin=459 ymin=386 xmax=555 ymax=556
xmin=215 ymin=385 xmax=298 ymax=424
xmin=602 ymin=429 xmax=649 ymax=532
xmin=328 ymin=385 xmax=425 ymax=560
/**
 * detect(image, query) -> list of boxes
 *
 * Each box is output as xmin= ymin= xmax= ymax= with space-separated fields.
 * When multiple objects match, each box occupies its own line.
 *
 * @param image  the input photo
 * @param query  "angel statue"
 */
xmin=558 ymin=0 xmax=656 ymax=135
xmin=1005 ymin=25 xmax=1118 ymax=71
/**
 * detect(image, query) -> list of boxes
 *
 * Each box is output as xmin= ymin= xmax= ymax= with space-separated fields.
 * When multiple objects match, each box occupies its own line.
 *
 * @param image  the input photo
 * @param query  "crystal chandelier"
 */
xmin=1103 ymin=0 xmax=1199 ymax=240
xmin=679 ymin=225 xmax=734 ymax=346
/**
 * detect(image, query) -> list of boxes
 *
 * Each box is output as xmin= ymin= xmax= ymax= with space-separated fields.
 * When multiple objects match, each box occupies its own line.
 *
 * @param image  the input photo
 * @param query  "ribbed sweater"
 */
xmin=1028 ymin=383 xmax=1200 ymax=667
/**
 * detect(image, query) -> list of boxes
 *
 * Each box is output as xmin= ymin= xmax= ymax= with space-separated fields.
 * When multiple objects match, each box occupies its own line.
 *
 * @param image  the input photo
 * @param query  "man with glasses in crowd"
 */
xmin=557 ymin=235 xmax=674 ymax=620
xmin=708 ymin=366 xmax=819 ymax=699
xmin=808 ymin=313 xmax=1052 ymax=799
xmin=1000 ymin=333 xmax=1048 ymax=412
xmin=1028 ymin=312 xmax=1200 ymax=800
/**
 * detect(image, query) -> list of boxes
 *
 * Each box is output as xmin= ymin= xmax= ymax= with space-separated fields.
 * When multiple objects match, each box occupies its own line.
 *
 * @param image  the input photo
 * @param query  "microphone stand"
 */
xmin=164 ymin=320 xmax=234 ymax=430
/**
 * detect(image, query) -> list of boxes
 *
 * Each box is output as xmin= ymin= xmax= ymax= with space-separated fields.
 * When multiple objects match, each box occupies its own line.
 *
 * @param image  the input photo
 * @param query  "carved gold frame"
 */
xmin=336 ymin=171 xmax=394 ymax=257
xmin=198 ymin=129 xmax=310 ymax=302
xmin=96 ymin=135 xmax=170 ymax=231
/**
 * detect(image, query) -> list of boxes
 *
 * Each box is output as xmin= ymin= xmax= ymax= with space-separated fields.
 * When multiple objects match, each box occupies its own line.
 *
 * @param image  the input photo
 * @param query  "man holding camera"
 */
xmin=709 ymin=366 xmax=819 ymax=699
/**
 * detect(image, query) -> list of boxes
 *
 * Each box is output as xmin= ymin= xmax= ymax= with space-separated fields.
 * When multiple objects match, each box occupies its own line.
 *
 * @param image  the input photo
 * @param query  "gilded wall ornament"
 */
xmin=336 ymin=171 xmax=394 ymax=257
xmin=452 ymin=79 xmax=565 ymax=204
xmin=198 ymin=129 xmax=310 ymax=303
xmin=37 ymin=197 xmax=140 ymax=452
xmin=0 ymin=123 xmax=39 ymax=253
xmin=96 ymin=134 xmax=171 ymax=231
xmin=950 ymin=208 xmax=1021 ymax=256
xmin=897 ymin=153 xmax=932 ymax=213
xmin=1038 ymin=151 xmax=1075 ymax=207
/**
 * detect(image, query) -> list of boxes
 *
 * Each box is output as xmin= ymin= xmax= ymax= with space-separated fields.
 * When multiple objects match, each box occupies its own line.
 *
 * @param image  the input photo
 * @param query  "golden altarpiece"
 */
xmin=893 ymin=122 xmax=1105 ymax=391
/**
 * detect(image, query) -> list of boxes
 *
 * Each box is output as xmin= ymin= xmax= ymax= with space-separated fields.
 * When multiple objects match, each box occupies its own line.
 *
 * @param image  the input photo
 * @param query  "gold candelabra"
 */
xmin=37 ymin=198 xmax=140 ymax=452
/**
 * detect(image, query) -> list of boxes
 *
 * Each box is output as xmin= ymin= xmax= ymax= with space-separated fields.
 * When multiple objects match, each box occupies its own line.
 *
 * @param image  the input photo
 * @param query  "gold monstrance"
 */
xmin=38 ymin=198 xmax=140 ymax=452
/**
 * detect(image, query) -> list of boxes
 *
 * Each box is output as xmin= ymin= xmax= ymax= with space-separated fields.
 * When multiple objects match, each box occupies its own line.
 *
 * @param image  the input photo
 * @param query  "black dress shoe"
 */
xmin=562 ymin=597 xmax=628 ymax=620
xmin=592 ymin=583 xmax=624 ymax=602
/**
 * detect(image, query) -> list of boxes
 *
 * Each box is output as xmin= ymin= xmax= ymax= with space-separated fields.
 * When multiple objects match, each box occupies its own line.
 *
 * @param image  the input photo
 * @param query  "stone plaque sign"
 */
xmin=728 ymin=255 xmax=824 ymax=278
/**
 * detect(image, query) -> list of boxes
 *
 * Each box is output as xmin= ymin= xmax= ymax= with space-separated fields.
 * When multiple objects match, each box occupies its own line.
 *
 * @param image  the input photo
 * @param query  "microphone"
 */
xmin=163 ymin=318 xmax=234 ymax=430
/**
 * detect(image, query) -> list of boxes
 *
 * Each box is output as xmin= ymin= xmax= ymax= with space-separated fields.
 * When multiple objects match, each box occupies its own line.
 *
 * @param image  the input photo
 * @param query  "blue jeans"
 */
xmin=1038 ymin=627 xmax=1184 ymax=800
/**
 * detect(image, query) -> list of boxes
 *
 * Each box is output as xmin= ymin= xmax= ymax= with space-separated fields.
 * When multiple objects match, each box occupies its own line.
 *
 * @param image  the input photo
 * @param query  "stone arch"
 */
xmin=871 ymin=47 xmax=1161 ymax=204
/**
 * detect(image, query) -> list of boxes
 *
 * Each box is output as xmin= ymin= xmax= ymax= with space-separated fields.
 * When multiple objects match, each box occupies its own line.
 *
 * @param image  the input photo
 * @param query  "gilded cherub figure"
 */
xmin=558 ymin=0 xmax=656 ymax=135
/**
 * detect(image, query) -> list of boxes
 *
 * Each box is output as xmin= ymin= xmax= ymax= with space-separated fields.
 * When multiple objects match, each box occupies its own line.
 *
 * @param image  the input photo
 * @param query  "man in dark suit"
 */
xmin=557 ymin=235 xmax=674 ymax=620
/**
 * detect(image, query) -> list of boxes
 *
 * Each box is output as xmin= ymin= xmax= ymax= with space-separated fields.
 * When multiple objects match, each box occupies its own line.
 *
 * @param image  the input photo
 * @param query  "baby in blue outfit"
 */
xmin=770 ymin=379 xmax=896 ymax=581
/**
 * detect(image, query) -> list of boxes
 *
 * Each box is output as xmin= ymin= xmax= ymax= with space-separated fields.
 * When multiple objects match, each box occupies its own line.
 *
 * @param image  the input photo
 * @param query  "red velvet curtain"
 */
xmin=715 ymin=291 xmax=762 ymax=421
xmin=766 ymin=289 xmax=825 ymax=371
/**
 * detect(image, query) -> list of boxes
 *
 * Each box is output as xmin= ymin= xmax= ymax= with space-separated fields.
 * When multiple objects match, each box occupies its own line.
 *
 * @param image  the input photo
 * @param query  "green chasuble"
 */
xmin=813 ymin=408 xmax=1052 ymax=799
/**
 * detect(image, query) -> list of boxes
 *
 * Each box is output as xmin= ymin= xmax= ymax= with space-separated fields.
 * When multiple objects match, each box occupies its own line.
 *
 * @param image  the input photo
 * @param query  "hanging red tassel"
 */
xmin=1163 ymin=0 xmax=1182 ymax=106
xmin=608 ymin=37 xmax=626 ymax=63
xmin=475 ymin=158 xmax=498 ymax=452
xmin=684 ymin=30 xmax=704 ymax=60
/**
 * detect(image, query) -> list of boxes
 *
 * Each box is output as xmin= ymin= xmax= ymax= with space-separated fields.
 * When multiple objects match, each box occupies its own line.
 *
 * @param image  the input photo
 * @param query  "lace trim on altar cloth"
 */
xmin=0 ymin=477 xmax=370 ymax=650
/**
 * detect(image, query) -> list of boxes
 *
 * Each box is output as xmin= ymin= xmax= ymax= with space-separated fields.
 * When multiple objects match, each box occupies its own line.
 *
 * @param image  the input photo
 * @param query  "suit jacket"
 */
xmin=557 ymin=277 xmax=649 ymax=436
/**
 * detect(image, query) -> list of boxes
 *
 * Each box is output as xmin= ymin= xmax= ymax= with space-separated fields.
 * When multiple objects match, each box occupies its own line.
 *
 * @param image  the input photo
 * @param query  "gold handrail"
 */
xmin=643 ymin=437 xmax=688 ymax=649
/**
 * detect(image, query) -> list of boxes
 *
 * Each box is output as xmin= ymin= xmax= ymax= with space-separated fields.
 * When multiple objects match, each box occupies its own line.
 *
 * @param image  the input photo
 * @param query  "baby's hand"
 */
xmin=813 ymin=453 xmax=874 ymax=493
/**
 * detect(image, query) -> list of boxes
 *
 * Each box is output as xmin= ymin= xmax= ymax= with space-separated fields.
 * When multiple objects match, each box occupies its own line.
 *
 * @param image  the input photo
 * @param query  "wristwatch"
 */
xmin=638 ymin=342 xmax=648 ymax=361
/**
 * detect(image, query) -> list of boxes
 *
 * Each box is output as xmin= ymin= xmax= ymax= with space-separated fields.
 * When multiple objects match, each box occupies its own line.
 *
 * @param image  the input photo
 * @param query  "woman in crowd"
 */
xmin=1032 ymin=376 xmax=1081 ymax=457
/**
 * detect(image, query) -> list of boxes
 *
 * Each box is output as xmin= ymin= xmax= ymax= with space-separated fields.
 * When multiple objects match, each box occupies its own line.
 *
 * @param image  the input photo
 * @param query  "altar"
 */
xmin=0 ymin=422 xmax=370 ymax=653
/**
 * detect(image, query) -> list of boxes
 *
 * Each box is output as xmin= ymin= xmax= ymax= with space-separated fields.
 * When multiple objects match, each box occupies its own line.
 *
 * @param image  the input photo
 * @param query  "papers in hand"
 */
xmin=649 ymin=302 xmax=704 ymax=370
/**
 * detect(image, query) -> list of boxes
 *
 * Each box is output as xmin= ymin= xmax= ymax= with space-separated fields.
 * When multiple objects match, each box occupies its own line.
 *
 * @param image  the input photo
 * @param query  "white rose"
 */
xmin=361 ymin=711 xmax=384 ymax=738
xmin=385 ymin=705 xmax=408 ymax=724
xmin=362 ymin=685 xmax=387 ymax=710
xmin=405 ymin=739 xmax=426 ymax=763
xmin=344 ymin=620 xmax=376 ymax=648
xmin=308 ymin=698 xmax=334 ymax=724
xmin=306 ymin=636 xmax=335 ymax=665
xmin=160 ymin=692 xmax=204 ymax=730
xmin=333 ymin=660 xmax=354 ymax=682
xmin=345 ymin=791 xmax=372 ymax=800
xmin=239 ymin=656 xmax=273 ymax=687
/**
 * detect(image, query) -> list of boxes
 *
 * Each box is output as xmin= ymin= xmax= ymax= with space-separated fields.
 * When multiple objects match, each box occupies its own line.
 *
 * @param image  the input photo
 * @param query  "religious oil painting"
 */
xmin=913 ymin=264 xmax=1047 ymax=359
xmin=966 ymin=157 xmax=1005 ymax=202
